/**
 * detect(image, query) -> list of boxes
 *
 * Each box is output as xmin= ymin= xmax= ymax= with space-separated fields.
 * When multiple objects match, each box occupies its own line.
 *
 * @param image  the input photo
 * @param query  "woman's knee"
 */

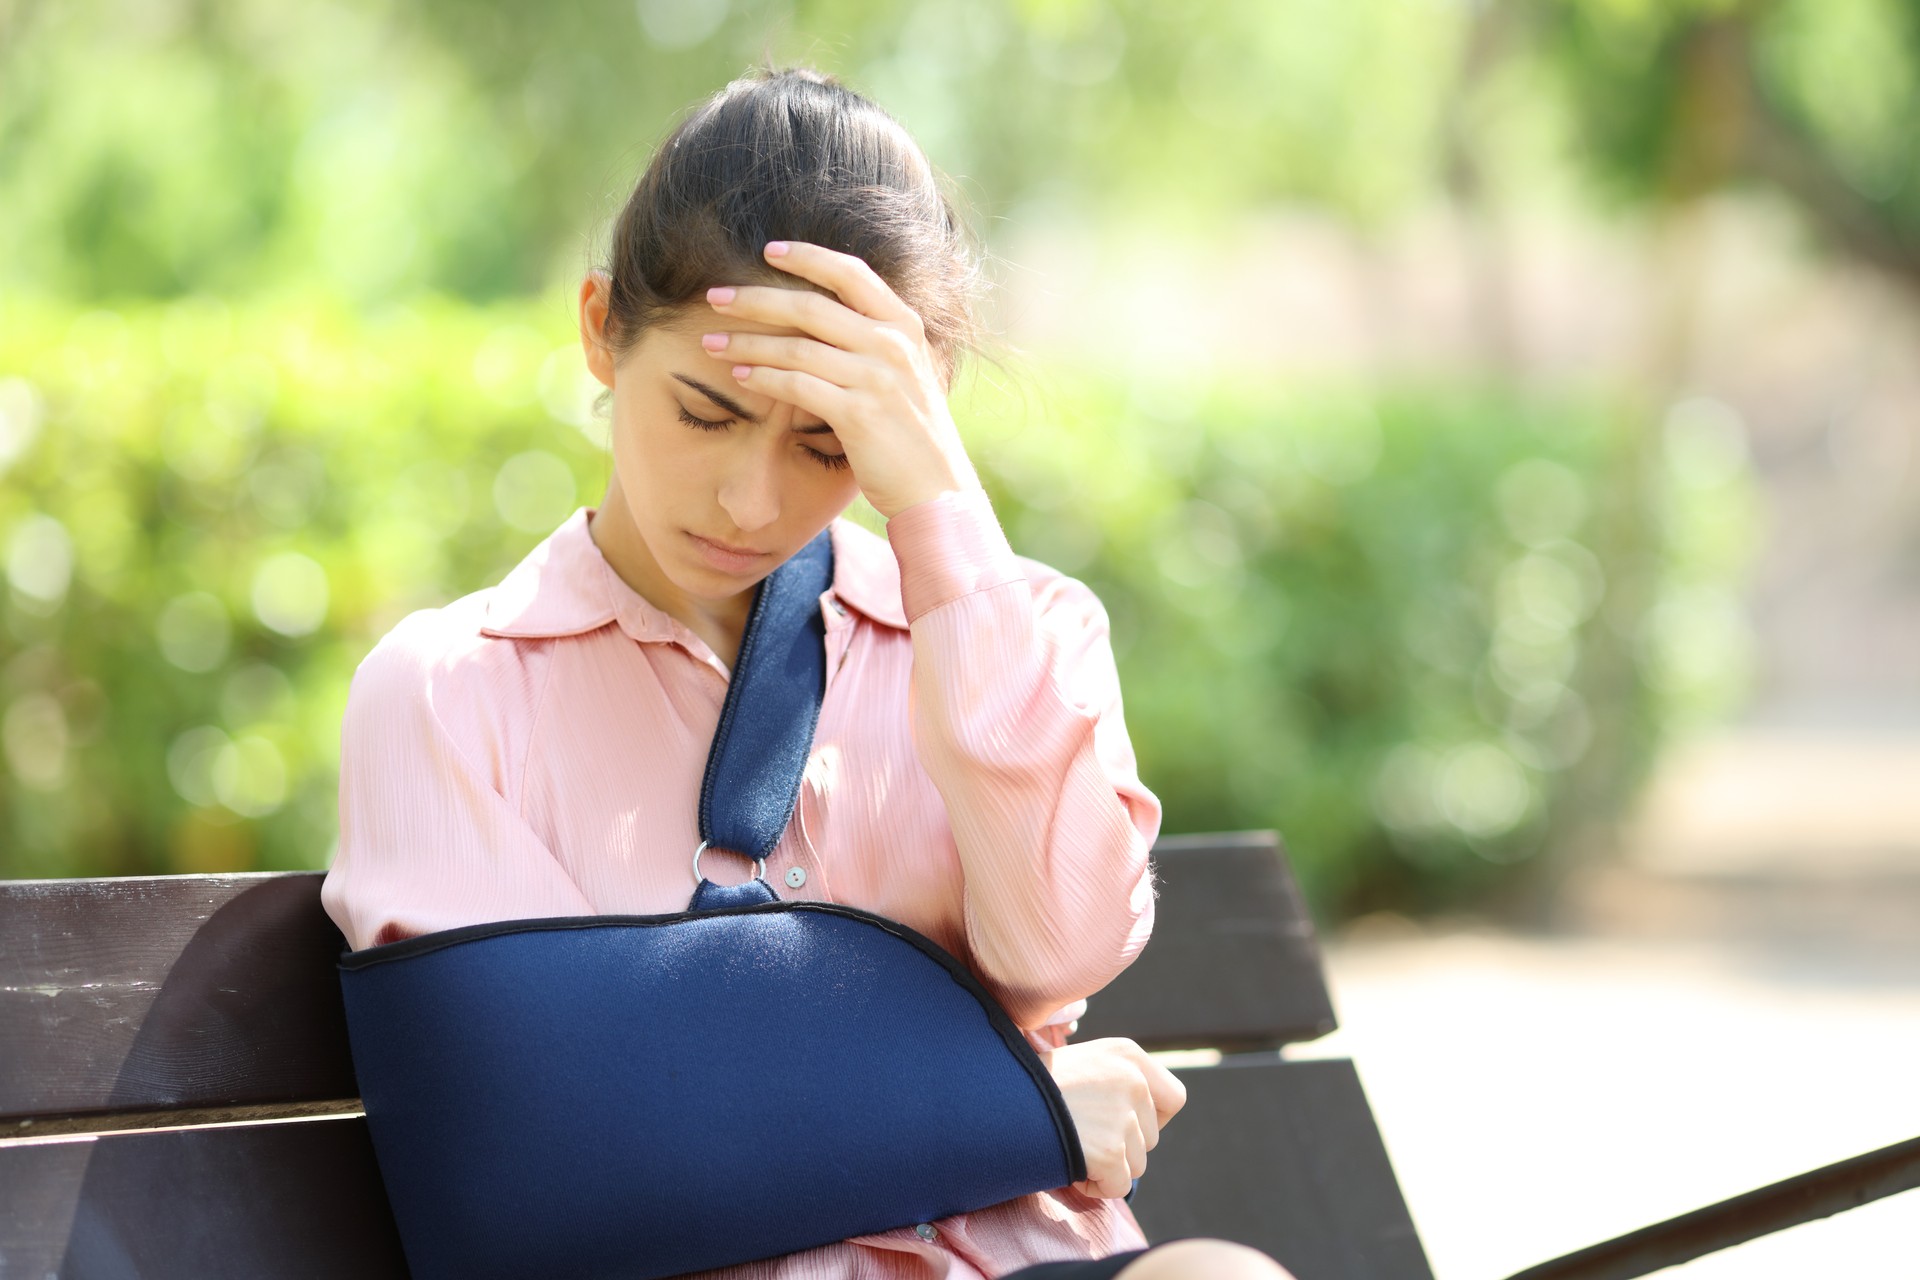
xmin=1114 ymin=1237 xmax=1294 ymax=1280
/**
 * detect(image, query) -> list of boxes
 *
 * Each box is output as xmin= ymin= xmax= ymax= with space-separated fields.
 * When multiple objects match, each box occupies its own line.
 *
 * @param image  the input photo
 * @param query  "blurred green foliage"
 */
xmin=968 ymin=363 xmax=1755 ymax=914
xmin=0 ymin=297 xmax=1753 ymax=916
xmin=7 ymin=0 xmax=1914 ymax=307
xmin=2 ymin=0 xmax=1830 ymax=913
xmin=0 ymin=295 xmax=605 ymax=876
xmin=1487 ymin=0 xmax=1920 ymax=291
xmin=0 ymin=0 xmax=1468 ymax=303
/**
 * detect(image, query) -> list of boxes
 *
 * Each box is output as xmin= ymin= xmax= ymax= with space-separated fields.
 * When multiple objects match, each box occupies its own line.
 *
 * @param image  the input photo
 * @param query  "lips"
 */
xmin=693 ymin=534 xmax=766 ymax=557
xmin=687 ymin=529 xmax=768 ymax=575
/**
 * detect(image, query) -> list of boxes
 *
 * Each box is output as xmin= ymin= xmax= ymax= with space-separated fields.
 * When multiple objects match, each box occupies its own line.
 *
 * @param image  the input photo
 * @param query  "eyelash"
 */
xmin=677 ymin=407 xmax=852 ymax=472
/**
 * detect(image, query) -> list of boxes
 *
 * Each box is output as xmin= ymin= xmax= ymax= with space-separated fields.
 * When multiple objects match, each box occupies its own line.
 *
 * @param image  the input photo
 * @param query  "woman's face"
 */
xmin=578 ymin=272 xmax=860 ymax=612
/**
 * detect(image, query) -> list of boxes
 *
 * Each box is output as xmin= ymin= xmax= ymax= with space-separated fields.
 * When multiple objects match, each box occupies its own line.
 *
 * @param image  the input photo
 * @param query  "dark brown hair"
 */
xmin=601 ymin=64 xmax=981 ymax=385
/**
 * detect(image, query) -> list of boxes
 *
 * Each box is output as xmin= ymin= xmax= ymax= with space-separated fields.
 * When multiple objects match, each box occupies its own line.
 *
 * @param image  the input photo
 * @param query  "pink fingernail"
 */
xmin=764 ymin=241 xmax=789 ymax=257
xmin=731 ymin=365 xmax=752 ymax=380
xmin=701 ymin=333 xmax=728 ymax=351
xmin=707 ymin=287 xmax=736 ymax=305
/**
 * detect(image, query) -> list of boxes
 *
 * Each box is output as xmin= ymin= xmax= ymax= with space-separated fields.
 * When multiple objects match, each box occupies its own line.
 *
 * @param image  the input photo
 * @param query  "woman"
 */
xmin=321 ymin=64 xmax=1290 ymax=1280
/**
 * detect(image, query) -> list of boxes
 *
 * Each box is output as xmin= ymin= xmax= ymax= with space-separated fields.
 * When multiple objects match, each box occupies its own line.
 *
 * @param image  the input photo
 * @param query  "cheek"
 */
xmin=791 ymin=463 xmax=857 ymax=515
xmin=610 ymin=403 xmax=697 ymax=493
xmin=818 ymin=471 xmax=861 ymax=512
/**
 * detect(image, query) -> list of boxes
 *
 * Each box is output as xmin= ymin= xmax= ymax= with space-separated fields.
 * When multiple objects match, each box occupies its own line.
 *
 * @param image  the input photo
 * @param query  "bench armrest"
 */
xmin=1502 ymin=1133 xmax=1920 ymax=1280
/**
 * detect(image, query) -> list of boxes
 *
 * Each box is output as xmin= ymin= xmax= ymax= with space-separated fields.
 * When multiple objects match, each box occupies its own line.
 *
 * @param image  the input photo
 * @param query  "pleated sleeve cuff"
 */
xmin=886 ymin=487 xmax=1027 ymax=623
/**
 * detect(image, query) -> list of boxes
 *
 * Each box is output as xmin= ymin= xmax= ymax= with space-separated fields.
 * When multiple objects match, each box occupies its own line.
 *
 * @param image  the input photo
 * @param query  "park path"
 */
xmin=1304 ymin=729 xmax=1920 ymax=1279
xmin=1311 ymin=926 xmax=1920 ymax=1278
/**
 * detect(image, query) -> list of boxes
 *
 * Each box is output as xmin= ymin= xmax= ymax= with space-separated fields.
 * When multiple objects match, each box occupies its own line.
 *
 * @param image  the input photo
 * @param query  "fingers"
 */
xmin=1084 ymin=1113 xmax=1149 ymax=1198
xmin=725 ymin=364 xmax=852 ymax=426
xmin=760 ymin=240 xmax=921 ymax=329
xmin=1131 ymin=1072 xmax=1160 ymax=1156
xmin=708 ymin=284 xmax=872 ymax=352
xmin=702 ymin=330 xmax=869 ymax=389
xmin=1092 ymin=1038 xmax=1186 ymax=1131
xmin=1140 ymin=1054 xmax=1188 ymax=1128
xmin=1048 ymin=1038 xmax=1186 ymax=1200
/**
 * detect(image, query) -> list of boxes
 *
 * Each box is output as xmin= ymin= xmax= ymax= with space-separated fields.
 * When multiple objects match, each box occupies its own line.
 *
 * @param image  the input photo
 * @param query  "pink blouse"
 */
xmin=321 ymin=487 xmax=1162 ymax=1279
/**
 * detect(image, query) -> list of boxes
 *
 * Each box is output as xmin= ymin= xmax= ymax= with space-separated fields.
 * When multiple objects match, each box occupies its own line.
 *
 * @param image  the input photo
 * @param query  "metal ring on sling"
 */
xmin=691 ymin=839 xmax=767 ymax=887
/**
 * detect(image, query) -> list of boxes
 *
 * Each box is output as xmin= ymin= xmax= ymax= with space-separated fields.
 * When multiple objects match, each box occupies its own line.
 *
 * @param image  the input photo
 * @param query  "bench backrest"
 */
xmin=0 ymin=831 xmax=1432 ymax=1279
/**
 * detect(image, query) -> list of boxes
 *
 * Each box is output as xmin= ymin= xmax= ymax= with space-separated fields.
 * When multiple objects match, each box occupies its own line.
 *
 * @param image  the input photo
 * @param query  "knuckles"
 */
xmin=872 ymin=325 xmax=920 ymax=363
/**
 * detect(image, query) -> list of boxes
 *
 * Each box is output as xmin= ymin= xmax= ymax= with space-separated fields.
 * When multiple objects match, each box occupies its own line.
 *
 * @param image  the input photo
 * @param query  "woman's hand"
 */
xmin=700 ymin=241 xmax=982 ymax=521
xmin=1041 ymin=1037 xmax=1188 ymax=1199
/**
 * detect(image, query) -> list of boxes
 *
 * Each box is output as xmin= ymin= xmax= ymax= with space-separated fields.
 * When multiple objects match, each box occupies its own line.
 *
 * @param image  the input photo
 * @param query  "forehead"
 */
xmin=636 ymin=299 xmax=829 ymax=427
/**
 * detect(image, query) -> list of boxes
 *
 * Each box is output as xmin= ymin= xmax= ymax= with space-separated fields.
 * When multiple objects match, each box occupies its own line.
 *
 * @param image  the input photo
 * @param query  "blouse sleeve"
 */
xmin=887 ymin=486 xmax=1161 ymax=1029
xmin=321 ymin=613 xmax=594 ymax=953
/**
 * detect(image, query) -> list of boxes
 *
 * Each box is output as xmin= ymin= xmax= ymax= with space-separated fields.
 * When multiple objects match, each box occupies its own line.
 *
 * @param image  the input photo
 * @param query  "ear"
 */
xmin=578 ymin=271 xmax=618 ymax=390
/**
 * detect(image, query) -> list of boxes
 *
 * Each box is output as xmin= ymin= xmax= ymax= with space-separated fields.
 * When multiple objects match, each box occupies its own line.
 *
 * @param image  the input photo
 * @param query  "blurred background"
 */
xmin=2 ymin=0 xmax=1916 ymax=1274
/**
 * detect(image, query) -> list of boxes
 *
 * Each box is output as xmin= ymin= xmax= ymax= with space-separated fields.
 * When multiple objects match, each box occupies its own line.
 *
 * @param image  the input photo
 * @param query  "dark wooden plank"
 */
xmin=3 ymin=835 xmax=1335 ymax=1119
xmin=0 ymin=872 xmax=358 ymax=1124
xmin=0 ymin=1115 xmax=409 ymax=1278
xmin=1079 ymin=831 xmax=1338 ymax=1052
xmin=4 ymin=1064 xmax=1425 ymax=1280
xmin=1129 ymin=1055 xmax=1434 ymax=1280
xmin=1503 ymin=1133 xmax=1920 ymax=1280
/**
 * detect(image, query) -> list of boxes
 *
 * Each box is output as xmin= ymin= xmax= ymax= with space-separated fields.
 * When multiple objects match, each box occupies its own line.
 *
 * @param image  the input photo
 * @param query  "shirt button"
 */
xmin=915 ymin=1223 xmax=937 ymax=1241
xmin=785 ymin=866 xmax=807 ymax=888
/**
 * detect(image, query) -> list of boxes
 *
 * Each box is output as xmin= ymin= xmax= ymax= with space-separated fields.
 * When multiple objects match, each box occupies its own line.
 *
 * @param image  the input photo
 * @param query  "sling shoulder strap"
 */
xmin=688 ymin=526 xmax=834 ymax=911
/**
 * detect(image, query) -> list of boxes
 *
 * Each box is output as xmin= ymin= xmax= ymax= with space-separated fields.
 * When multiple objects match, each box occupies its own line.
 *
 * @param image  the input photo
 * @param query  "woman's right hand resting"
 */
xmin=1040 ymin=1037 xmax=1188 ymax=1199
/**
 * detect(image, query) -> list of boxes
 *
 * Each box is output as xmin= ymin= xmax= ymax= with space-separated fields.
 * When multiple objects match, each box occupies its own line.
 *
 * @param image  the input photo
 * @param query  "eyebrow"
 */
xmin=673 ymin=373 xmax=836 ymax=435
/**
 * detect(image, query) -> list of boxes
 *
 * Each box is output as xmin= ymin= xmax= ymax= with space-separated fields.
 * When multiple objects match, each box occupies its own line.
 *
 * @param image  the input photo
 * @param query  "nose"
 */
xmin=713 ymin=414 xmax=792 ymax=535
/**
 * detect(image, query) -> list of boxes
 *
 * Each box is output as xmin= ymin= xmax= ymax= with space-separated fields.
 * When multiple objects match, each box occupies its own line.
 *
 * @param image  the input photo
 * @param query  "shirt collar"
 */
xmin=479 ymin=506 xmax=909 ymax=642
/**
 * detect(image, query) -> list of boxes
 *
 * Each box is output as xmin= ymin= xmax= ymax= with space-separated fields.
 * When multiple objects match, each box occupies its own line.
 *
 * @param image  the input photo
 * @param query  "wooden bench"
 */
xmin=4 ymin=829 xmax=1916 ymax=1278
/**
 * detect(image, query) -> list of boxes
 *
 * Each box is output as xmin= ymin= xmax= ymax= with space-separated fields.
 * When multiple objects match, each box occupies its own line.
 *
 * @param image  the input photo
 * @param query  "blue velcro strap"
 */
xmin=695 ymin=527 xmax=833 ymax=868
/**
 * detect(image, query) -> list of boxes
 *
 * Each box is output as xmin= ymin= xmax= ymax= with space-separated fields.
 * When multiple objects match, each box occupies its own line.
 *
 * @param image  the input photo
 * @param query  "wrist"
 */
xmin=879 ymin=486 xmax=975 ymax=521
xmin=877 ymin=462 xmax=984 ymax=522
xmin=884 ymin=486 xmax=1025 ymax=623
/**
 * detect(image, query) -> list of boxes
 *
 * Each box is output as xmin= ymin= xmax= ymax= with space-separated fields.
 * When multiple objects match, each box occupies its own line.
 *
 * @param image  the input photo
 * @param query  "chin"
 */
xmin=688 ymin=567 xmax=775 ymax=596
xmin=679 ymin=543 xmax=783 ymax=592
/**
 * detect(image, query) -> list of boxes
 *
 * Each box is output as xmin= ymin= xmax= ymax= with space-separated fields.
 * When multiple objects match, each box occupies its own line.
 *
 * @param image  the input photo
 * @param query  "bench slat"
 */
xmin=0 ymin=835 xmax=1411 ymax=1277
xmin=1130 ymin=1055 xmax=1435 ymax=1280
xmin=1077 ymin=832 xmax=1339 ymax=1051
xmin=4 ymin=832 xmax=1335 ymax=1122
xmin=0 ymin=873 xmax=358 ymax=1125
xmin=0 ymin=1116 xmax=408 ymax=1278
xmin=5 ymin=1061 xmax=1429 ymax=1280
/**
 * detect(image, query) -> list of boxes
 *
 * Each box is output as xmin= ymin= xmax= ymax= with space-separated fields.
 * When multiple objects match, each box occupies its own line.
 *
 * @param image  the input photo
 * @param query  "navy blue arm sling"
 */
xmin=337 ymin=527 xmax=1088 ymax=1280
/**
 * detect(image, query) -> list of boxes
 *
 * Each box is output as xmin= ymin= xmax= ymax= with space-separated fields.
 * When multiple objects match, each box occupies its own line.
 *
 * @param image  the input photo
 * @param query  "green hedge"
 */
xmin=0 ymin=295 xmax=1753 ymax=918
xmin=968 ymin=367 xmax=1755 ymax=914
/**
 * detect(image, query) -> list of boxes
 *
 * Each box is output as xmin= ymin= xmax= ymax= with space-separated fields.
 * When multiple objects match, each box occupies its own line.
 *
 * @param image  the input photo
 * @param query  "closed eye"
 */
xmin=677 ymin=406 xmax=851 ymax=473
xmin=806 ymin=447 xmax=853 ymax=472
xmin=678 ymin=406 xmax=732 ymax=430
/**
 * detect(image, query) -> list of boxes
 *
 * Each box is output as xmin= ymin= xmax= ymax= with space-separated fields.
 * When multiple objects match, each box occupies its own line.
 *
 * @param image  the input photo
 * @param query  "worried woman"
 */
xmin=322 ymin=63 xmax=1289 ymax=1280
